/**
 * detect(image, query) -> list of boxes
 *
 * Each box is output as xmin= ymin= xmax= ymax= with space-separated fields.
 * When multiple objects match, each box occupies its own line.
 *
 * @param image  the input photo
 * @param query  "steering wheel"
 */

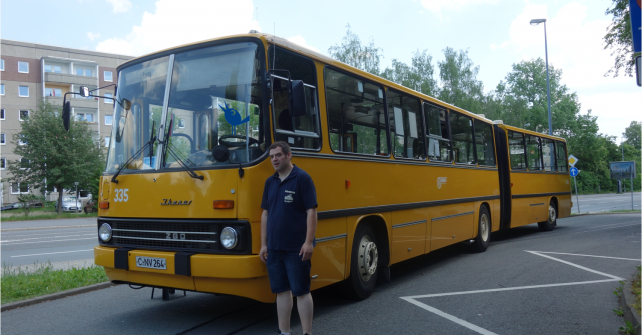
xmin=219 ymin=134 xmax=259 ymax=148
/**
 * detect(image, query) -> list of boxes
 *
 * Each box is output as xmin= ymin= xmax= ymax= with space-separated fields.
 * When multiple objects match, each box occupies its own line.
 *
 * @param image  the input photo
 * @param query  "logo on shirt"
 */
xmin=284 ymin=194 xmax=294 ymax=203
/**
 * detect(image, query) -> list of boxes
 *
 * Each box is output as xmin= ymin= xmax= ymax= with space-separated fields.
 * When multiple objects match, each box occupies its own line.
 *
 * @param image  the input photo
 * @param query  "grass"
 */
xmin=632 ymin=265 xmax=641 ymax=316
xmin=1 ymin=263 xmax=108 ymax=304
xmin=1 ymin=212 xmax=97 ymax=222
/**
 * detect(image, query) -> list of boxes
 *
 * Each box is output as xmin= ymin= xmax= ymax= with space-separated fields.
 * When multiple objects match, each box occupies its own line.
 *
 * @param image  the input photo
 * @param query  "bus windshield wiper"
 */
xmin=160 ymin=119 xmax=204 ymax=181
xmin=111 ymin=121 xmax=157 ymax=184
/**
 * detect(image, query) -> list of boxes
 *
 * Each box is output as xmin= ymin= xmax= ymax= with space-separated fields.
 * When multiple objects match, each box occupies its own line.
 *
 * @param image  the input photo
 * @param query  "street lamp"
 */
xmin=530 ymin=18 xmax=553 ymax=136
xmin=74 ymin=182 xmax=79 ymax=205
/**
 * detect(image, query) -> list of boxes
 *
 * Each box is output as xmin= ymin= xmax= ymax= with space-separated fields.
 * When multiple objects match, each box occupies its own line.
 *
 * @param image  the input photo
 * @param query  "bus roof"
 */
xmin=503 ymin=124 xmax=566 ymax=142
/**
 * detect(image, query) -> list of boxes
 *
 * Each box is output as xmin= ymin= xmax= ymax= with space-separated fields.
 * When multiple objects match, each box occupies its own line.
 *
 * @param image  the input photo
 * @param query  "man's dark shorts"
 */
xmin=266 ymin=249 xmax=311 ymax=297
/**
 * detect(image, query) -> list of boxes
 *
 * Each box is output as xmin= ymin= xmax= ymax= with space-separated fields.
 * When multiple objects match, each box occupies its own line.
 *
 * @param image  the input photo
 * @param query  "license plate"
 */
xmin=135 ymin=256 xmax=167 ymax=270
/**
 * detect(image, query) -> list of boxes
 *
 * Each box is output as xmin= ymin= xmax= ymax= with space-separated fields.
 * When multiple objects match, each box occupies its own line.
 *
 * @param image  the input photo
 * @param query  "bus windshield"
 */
xmin=105 ymin=42 xmax=265 ymax=173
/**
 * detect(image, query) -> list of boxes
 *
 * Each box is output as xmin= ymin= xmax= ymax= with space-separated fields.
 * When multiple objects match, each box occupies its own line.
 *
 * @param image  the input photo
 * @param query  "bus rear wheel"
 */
xmin=469 ymin=206 xmax=491 ymax=253
xmin=538 ymin=202 xmax=557 ymax=231
xmin=343 ymin=224 xmax=379 ymax=300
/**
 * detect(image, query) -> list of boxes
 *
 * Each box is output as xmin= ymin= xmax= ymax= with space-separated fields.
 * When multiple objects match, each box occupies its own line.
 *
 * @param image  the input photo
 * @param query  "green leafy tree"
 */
xmin=7 ymin=102 xmax=105 ymax=214
xmin=328 ymin=24 xmax=383 ymax=75
xmin=381 ymin=50 xmax=438 ymax=96
xmin=603 ymin=0 xmax=639 ymax=77
xmin=437 ymin=48 xmax=485 ymax=114
xmin=623 ymin=120 xmax=641 ymax=150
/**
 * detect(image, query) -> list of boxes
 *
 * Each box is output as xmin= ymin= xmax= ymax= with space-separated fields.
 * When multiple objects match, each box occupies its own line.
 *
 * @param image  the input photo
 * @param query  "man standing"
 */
xmin=260 ymin=141 xmax=317 ymax=335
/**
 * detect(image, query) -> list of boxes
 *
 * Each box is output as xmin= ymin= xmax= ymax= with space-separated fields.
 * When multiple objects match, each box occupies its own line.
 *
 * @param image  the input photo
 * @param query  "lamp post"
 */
xmin=530 ymin=18 xmax=553 ymax=136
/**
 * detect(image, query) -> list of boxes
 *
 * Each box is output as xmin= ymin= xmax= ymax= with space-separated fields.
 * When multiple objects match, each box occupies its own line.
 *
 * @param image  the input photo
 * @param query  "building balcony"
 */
xmin=78 ymin=122 xmax=100 ymax=133
xmin=44 ymin=72 xmax=96 ymax=86
xmin=45 ymin=96 xmax=98 ymax=109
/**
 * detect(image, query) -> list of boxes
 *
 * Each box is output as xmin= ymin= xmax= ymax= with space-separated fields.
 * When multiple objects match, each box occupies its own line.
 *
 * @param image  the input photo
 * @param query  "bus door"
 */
xmin=493 ymin=124 xmax=512 ymax=229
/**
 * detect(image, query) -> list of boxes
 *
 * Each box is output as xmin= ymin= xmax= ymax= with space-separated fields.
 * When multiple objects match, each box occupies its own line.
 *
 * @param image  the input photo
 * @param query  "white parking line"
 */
xmin=400 ymin=250 xmax=633 ymax=334
xmin=535 ymin=251 xmax=640 ymax=261
xmin=2 ymin=234 xmax=95 ymax=243
xmin=11 ymin=249 xmax=94 ymax=258
xmin=1 ymin=237 xmax=96 ymax=245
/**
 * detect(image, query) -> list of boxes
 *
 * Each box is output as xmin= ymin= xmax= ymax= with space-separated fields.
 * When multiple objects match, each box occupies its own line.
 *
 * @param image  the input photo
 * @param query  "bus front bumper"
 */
xmin=94 ymin=246 xmax=274 ymax=303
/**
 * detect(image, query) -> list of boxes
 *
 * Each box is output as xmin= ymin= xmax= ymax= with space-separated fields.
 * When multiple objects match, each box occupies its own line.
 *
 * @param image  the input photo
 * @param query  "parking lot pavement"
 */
xmin=1 ymin=214 xmax=640 ymax=335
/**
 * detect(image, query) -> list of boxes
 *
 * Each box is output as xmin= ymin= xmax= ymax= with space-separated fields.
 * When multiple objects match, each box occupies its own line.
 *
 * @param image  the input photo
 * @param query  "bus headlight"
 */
xmin=99 ymin=223 xmax=112 ymax=242
xmin=220 ymin=227 xmax=238 ymax=249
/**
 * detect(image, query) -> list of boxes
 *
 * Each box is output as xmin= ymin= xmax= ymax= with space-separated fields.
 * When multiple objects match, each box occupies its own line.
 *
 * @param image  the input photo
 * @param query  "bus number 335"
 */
xmin=113 ymin=188 xmax=129 ymax=202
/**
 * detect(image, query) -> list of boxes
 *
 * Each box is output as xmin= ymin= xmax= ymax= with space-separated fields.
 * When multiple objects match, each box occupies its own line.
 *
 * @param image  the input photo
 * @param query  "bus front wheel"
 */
xmin=469 ymin=206 xmax=491 ymax=253
xmin=343 ymin=224 xmax=379 ymax=300
xmin=538 ymin=202 xmax=557 ymax=231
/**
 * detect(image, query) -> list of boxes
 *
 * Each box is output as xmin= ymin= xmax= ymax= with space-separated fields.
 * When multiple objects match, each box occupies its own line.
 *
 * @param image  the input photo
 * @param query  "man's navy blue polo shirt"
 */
xmin=261 ymin=165 xmax=317 ymax=252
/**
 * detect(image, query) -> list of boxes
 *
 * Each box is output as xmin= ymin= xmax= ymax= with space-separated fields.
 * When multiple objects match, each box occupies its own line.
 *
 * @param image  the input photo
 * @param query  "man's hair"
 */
xmin=268 ymin=141 xmax=291 ymax=155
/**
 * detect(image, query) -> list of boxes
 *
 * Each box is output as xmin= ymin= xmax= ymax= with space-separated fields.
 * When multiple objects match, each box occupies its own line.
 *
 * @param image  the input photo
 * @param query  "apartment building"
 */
xmin=0 ymin=39 xmax=133 ymax=205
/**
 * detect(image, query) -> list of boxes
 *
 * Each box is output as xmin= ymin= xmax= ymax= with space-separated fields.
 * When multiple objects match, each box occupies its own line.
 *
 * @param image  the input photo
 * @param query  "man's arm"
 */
xmin=259 ymin=209 xmax=268 ymax=263
xmin=299 ymin=207 xmax=317 ymax=261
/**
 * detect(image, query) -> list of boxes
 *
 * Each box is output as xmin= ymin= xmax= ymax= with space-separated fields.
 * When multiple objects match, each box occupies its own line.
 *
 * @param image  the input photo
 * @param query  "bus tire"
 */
xmin=343 ymin=224 xmax=379 ymax=300
xmin=538 ymin=201 xmax=557 ymax=231
xmin=469 ymin=206 xmax=491 ymax=253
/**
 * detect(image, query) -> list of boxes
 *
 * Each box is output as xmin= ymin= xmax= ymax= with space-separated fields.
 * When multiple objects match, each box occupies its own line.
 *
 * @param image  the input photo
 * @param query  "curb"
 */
xmin=1 ymin=281 xmax=119 ymax=312
xmin=621 ymin=274 xmax=641 ymax=335
xmin=1 ymin=224 xmax=95 ymax=232
xmin=571 ymin=212 xmax=641 ymax=217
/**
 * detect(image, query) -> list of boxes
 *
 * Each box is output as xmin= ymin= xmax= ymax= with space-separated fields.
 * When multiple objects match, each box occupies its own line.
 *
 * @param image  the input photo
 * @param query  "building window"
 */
xmin=11 ymin=183 xmax=29 ymax=194
xmin=45 ymin=88 xmax=63 ymax=97
xmin=105 ymin=136 xmax=111 ymax=147
xmin=76 ymin=68 xmax=92 ymax=77
xmin=104 ymin=71 xmax=113 ymax=82
xmin=18 ymin=61 xmax=29 ymax=73
xmin=0 ymin=84 xmax=4 ymax=95
xmin=0 ymin=133 xmax=5 ymax=145
xmin=45 ymin=64 xmax=62 ymax=73
xmin=76 ymin=113 xmax=93 ymax=122
xmin=19 ymin=110 xmax=29 ymax=121
xmin=1 ymin=59 xmax=4 ymax=71
xmin=105 ymin=115 xmax=113 ymax=125
xmin=0 ymin=158 xmax=6 ymax=170
xmin=20 ymin=158 xmax=29 ymax=169
xmin=1 ymin=108 xmax=4 ymax=120
xmin=18 ymin=134 xmax=28 ymax=145
xmin=19 ymin=85 xmax=29 ymax=97
xmin=104 ymin=93 xmax=113 ymax=104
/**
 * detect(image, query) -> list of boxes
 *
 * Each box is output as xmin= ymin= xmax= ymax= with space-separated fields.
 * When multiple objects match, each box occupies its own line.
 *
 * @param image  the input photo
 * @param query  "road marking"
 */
xmin=400 ymin=250 xmax=629 ymax=334
xmin=2 ymin=229 xmax=95 ymax=238
xmin=1 ymin=224 xmax=95 ymax=232
xmin=11 ymin=249 xmax=94 ymax=258
xmin=0 ymin=237 xmax=96 ymax=245
xmin=2 ymin=234 xmax=95 ymax=243
xmin=535 ymin=251 xmax=640 ymax=261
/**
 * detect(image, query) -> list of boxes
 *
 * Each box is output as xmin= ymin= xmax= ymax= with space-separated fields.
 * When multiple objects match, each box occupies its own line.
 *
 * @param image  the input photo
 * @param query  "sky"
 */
xmin=2 ymin=0 xmax=640 ymax=143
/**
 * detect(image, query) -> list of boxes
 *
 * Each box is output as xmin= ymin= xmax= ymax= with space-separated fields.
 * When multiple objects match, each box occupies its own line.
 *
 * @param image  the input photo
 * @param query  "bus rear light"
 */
xmin=99 ymin=201 xmax=109 ymax=209
xmin=345 ymin=179 xmax=351 ymax=188
xmin=213 ymin=200 xmax=234 ymax=209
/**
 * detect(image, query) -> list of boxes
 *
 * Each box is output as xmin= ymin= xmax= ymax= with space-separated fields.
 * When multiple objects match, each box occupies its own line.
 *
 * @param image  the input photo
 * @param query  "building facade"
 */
xmin=0 ymin=39 xmax=133 ymax=205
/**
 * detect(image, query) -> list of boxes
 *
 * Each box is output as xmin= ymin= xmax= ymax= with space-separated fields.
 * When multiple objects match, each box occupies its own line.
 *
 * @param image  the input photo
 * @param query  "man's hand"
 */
xmin=299 ymin=241 xmax=314 ymax=261
xmin=259 ymin=246 xmax=268 ymax=263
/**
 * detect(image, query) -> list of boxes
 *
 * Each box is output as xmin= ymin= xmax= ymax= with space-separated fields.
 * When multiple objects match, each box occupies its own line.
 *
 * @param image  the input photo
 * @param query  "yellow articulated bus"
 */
xmin=87 ymin=33 xmax=571 ymax=303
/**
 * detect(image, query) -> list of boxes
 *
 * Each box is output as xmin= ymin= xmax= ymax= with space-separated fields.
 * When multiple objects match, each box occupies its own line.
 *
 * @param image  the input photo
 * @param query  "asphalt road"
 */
xmin=2 ymin=213 xmax=640 ymax=335
xmin=571 ymin=192 xmax=640 ymax=214
xmin=1 ymin=218 xmax=96 ymax=268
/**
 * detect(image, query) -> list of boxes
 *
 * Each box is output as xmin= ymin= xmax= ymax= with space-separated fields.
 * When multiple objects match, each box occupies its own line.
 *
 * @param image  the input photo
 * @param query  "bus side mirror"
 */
xmin=62 ymin=101 xmax=71 ymax=131
xmin=120 ymin=98 xmax=132 ymax=110
xmin=288 ymin=80 xmax=306 ymax=117
xmin=79 ymin=86 xmax=90 ymax=97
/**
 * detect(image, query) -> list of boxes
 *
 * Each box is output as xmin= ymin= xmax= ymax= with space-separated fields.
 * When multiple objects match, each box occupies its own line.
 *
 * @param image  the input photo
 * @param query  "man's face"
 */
xmin=269 ymin=147 xmax=291 ymax=173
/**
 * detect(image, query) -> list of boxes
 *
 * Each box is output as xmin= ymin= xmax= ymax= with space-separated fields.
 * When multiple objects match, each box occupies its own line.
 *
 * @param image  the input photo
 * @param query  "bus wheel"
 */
xmin=469 ymin=206 xmax=491 ymax=253
xmin=343 ymin=224 xmax=378 ymax=300
xmin=538 ymin=202 xmax=557 ymax=231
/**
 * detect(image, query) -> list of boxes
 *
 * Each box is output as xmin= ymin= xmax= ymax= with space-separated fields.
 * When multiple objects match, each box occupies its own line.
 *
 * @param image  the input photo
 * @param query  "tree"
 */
xmin=7 ymin=102 xmax=106 ymax=214
xmin=603 ymin=0 xmax=639 ymax=77
xmin=328 ymin=24 xmax=384 ymax=75
xmin=623 ymin=120 xmax=641 ymax=150
xmin=437 ymin=48 xmax=485 ymax=114
xmin=381 ymin=50 xmax=438 ymax=96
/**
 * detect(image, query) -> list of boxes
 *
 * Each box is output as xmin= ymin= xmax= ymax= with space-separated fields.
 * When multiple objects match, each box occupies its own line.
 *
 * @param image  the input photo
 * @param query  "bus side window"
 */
xmin=526 ymin=135 xmax=542 ymax=170
xmin=424 ymin=103 xmax=451 ymax=162
xmin=269 ymin=47 xmax=320 ymax=149
xmin=542 ymin=138 xmax=556 ymax=171
xmin=474 ymin=119 xmax=495 ymax=167
xmin=387 ymin=89 xmax=424 ymax=160
xmin=449 ymin=111 xmax=475 ymax=164
xmin=508 ymin=131 xmax=527 ymax=170
xmin=556 ymin=141 xmax=568 ymax=171
xmin=324 ymin=67 xmax=388 ymax=156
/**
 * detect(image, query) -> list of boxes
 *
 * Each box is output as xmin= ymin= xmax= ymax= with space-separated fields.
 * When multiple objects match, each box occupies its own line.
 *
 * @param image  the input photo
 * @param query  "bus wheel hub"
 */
xmin=358 ymin=235 xmax=378 ymax=281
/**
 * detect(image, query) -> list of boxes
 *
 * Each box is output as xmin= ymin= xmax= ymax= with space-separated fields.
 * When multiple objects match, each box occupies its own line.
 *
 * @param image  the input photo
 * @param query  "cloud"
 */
xmin=579 ymin=92 xmax=642 ymax=141
xmin=106 ymin=0 xmax=132 ymax=13
xmin=490 ymin=41 xmax=509 ymax=50
xmin=96 ymin=0 xmax=258 ymax=56
xmin=286 ymin=35 xmax=320 ymax=53
xmin=87 ymin=32 xmax=101 ymax=41
xmin=419 ymin=0 xmax=500 ymax=13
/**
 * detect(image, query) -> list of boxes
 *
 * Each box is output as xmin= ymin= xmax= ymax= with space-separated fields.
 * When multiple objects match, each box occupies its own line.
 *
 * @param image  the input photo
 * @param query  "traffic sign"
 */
xmin=570 ymin=167 xmax=579 ymax=177
xmin=568 ymin=155 xmax=578 ymax=167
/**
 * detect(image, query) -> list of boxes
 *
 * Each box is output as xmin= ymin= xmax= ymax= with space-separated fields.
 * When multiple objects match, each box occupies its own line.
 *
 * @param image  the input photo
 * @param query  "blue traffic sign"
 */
xmin=629 ymin=0 xmax=642 ymax=52
xmin=570 ymin=167 xmax=579 ymax=177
